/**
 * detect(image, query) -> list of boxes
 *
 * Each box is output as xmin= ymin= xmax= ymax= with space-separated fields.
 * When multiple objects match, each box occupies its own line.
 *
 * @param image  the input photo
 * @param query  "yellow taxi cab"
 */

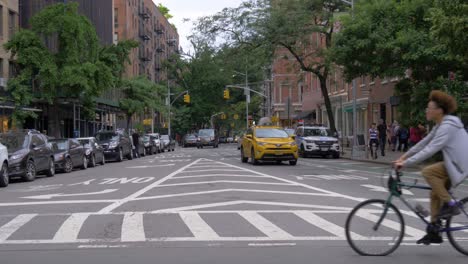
xmin=240 ymin=125 xmax=298 ymax=165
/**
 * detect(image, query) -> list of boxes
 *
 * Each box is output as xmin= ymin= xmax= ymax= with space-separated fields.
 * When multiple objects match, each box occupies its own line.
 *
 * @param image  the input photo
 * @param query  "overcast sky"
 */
xmin=154 ymin=0 xmax=245 ymax=53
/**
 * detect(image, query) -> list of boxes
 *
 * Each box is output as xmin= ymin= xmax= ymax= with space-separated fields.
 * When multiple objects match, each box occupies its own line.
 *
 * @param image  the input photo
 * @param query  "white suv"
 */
xmin=0 ymin=142 xmax=9 ymax=187
xmin=295 ymin=126 xmax=340 ymax=158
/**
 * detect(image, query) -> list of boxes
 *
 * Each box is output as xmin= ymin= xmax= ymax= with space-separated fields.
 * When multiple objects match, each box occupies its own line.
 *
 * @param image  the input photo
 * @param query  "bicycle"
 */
xmin=345 ymin=169 xmax=468 ymax=256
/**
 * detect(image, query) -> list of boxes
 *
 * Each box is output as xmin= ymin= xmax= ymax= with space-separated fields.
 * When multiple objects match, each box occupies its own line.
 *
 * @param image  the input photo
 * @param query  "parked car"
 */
xmin=182 ymin=134 xmax=197 ymax=148
xmin=295 ymin=125 xmax=340 ymax=158
xmin=50 ymin=139 xmax=88 ymax=173
xmin=95 ymin=131 xmax=133 ymax=162
xmin=142 ymin=135 xmax=157 ymax=155
xmin=197 ymin=129 xmax=219 ymax=148
xmin=146 ymin=133 xmax=163 ymax=153
xmin=161 ymin=135 xmax=175 ymax=152
xmin=219 ymin=136 xmax=227 ymax=144
xmin=240 ymin=125 xmax=298 ymax=165
xmin=77 ymin=137 xmax=105 ymax=167
xmin=0 ymin=130 xmax=55 ymax=182
xmin=0 ymin=142 xmax=9 ymax=187
xmin=227 ymin=137 xmax=234 ymax=143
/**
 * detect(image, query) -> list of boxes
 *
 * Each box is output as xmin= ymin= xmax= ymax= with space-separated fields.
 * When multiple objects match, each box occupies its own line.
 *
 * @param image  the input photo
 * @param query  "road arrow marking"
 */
xmin=22 ymin=189 xmax=119 ymax=200
xmin=361 ymin=184 xmax=414 ymax=196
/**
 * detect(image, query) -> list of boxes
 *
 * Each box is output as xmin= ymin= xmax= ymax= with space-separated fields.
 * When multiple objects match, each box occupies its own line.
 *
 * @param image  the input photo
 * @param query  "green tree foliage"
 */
xmin=119 ymin=76 xmax=164 ymax=130
xmin=333 ymin=0 xmax=467 ymax=126
xmin=192 ymin=0 xmax=348 ymax=133
xmin=5 ymin=3 xmax=138 ymax=130
xmin=157 ymin=3 xmax=173 ymax=20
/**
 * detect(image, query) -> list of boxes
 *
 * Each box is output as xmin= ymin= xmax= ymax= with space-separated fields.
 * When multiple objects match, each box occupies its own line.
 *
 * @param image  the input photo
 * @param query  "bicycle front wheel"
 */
xmin=446 ymin=197 xmax=468 ymax=256
xmin=345 ymin=199 xmax=405 ymax=256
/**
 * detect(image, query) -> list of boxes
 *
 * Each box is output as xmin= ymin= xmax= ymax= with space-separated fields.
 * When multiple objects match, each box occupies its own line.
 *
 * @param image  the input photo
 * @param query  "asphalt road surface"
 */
xmin=1 ymin=144 xmax=467 ymax=264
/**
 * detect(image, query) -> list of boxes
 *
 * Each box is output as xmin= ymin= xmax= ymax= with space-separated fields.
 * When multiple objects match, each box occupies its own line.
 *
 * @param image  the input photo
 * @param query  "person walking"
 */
xmin=391 ymin=120 xmax=399 ymax=151
xmin=377 ymin=119 xmax=387 ymax=156
xmin=395 ymin=90 xmax=468 ymax=245
xmin=409 ymin=123 xmax=423 ymax=147
xmin=132 ymin=132 xmax=140 ymax=158
xmin=368 ymin=123 xmax=379 ymax=159
xmin=397 ymin=125 xmax=409 ymax=152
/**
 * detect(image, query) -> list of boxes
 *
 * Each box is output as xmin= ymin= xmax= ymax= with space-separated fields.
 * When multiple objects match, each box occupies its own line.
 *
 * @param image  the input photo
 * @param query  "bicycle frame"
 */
xmin=374 ymin=174 xmax=468 ymax=233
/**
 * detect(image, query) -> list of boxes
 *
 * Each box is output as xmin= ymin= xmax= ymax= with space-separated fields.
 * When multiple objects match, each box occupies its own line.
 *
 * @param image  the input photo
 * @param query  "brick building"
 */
xmin=0 ymin=0 xmax=19 ymax=133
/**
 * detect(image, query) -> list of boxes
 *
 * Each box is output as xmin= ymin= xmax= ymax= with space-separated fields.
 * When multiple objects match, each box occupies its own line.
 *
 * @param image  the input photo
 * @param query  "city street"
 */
xmin=1 ymin=144 xmax=467 ymax=264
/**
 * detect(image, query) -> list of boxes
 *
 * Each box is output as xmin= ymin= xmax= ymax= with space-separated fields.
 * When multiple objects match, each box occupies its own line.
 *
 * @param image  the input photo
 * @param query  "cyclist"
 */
xmin=395 ymin=90 xmax=468 ymax=245
xmin=368 ymin=123 xmax=379 ymax=159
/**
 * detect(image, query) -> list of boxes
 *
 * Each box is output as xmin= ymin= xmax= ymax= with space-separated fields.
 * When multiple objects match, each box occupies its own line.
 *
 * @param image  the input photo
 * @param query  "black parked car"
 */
xmin=161 ymin=135 xmax=175 ymax=152
xmin=142 ymin=135 xmax=157 ymax=155
xmin=95 ymin=131 xmax=133 ymax=162
xmin=182 ymin=134 xmax=197 ymax=148
xmin=0 ymin=130 xmax=55 ymax=182
xmin=77 ymin=137 xmax=105 ymax=167
xmin=50 ymin=139 xmax=88 ymax=173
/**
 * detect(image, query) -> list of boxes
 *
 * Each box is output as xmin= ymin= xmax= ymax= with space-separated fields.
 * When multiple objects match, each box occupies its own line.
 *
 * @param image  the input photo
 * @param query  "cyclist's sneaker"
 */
xmin=438 ymin=202 xmax=461 ymax=219
xmin=416 ymin=233 xmax=443 ymax=245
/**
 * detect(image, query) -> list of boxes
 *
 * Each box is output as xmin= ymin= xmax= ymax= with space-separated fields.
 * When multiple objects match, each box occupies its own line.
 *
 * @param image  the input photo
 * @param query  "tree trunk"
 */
xmin=319 ymin=76 xmax=337 ymax=134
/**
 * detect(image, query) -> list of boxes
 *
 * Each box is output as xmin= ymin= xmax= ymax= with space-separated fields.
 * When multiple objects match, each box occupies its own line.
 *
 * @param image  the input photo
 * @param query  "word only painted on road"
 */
xmin=69 ymin=177 xmax=155 ymax=186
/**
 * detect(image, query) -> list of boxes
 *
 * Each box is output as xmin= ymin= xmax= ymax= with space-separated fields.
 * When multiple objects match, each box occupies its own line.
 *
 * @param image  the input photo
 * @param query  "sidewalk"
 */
xmin=341 ymin=147 xmax=406 ymax=166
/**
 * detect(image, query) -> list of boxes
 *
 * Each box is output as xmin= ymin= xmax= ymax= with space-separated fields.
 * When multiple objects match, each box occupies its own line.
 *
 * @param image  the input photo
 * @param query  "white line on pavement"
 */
xmin=172 ymin=174 xmax=267 ymax=179
xmin=179 ymin=212 xmax=220 ymax=239
xmin=239 ymin=211 xmax=294 ymax=239
xmin=53 ymin=213 xmax=90 ymax=242
xmin=0 ymin=214 xmax=36 ymax=242
xmin=155 ymin=181 xmax=297 ymax=188
xmin=97 ymin=159 xmax=201 ymax=214
xmin=121 ymin=212 xmax=146 ymax=242
xmin=0 ymin=200 xmax=117 ymax=207
xmin=126 ymin=164 xmax=175 ymax=169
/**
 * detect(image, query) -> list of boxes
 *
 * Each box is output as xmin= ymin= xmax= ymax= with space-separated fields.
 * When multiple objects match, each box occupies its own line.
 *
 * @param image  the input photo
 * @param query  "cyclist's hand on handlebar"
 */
xmin=393 ymin=160 xmax=404 ymax=170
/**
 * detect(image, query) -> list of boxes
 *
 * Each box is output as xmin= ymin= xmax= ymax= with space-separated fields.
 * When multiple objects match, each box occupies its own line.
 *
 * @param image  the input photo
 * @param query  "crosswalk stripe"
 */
xmin=239 ymin=212 xmax=294 ymax=239
xmin=356 ymin=211 xmax=426 ymax=238
xmin=53 ymin=213 xmax=90 ymax=242
xmin=179 ymin=212 xmax=220 ymax=239
xmin=121 ymin=212 xmax=146 ymax=242
xmin=294 ymin=211 xmax=349 ymax=239
xmin=0 ymin=214 xmax=36 ymax=242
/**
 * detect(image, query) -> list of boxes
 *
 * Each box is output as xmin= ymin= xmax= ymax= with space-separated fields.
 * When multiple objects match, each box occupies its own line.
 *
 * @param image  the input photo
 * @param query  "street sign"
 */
xmin=143 ymin=119 xmax=151 ymax=125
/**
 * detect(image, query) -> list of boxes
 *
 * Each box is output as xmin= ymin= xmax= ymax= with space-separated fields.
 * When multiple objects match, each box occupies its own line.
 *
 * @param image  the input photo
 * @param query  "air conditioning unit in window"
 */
xmin=0 ymin=78 xmax=7 ymax=88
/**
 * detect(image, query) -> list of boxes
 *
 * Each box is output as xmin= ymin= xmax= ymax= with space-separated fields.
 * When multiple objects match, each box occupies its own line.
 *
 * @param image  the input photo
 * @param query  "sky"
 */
xmin=154 ymin=0 xmax=245 ymax=53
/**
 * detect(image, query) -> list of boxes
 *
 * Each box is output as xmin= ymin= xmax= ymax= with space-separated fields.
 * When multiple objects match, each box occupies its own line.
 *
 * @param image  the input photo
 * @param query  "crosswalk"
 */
xmin=0 ymin=210 xmax=438 ymax=245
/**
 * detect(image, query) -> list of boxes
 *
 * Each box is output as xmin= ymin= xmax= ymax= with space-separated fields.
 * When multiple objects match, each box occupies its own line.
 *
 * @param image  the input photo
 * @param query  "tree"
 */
xmin=157 ymin=3 xmax=173 ymax=20
xmin=5 ymin=3 xmax=138 ymax=135
xmin=192 ymin=0 xmax=348 ymax=133
xmin=119 ymin=76 xmax=164 ymax=130
xmin=332 ymin=0 xmax=467 ymax=126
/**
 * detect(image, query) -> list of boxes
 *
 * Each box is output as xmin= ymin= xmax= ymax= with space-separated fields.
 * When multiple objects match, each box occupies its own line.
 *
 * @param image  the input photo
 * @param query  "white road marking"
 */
xmin=294 ymin=211 xmax=352 ymax=239
xmin=156 ymin=180 xmax=296 ymax=188
xmin=179 ymin=212 xmax=220 ymax=239
xmin=239 ymin=211 xmax=294 ymax=239
xmin=126 ymin=164 xmax=175 ymax=169
xmin=181 ymin=169 xmax=246 ymax=173
xmin=134 ymin=189 xmax=336 ymax=201
xmin=121 ymin=212 xmax=145 ymax=242
xmin=172 ymin=174 xmax=266 ymax=179
xmin=0 ymin=214 xmax=36 ymax=242
xmin=53 ymin=213 xmax=90 ymax=242
xmin=355 ymin=211 xmax=426 ymax=238
xmin=0 ymin=200 xmax=117 ymax=207
xmin=248 ymin=243 xmax=296 ymax=247
xmin=97 ymin=159 xmax=201 ymax=214
xmin=361 ymin=184 xmax=414 ymax=196
xmin=22 ymin=189 xmax=119 ymax=200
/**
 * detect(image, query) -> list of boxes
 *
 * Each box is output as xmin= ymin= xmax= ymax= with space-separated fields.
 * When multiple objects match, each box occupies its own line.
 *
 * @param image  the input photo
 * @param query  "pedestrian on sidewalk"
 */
xmin=397 ymin=125 xmax=409 ymax=152
xmin=377 ymin=119 xmax=387 ymax=156
xmin=395 ymin=90 xmax=468 ymax=245
xmin=391 ymin=120 xmax=400 ymax=151
xmin=368 ymin=123 xmax=379 ymax=159
xmin=409 ymin=122 xmax=424 ymax=147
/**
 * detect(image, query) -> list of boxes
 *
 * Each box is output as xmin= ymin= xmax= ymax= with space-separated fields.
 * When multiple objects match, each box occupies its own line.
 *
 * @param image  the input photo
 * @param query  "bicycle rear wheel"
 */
xmin=345 ymin=199 xmax=405 ymax=256
xmin=446 ymin=197 xmax=468 ymax=256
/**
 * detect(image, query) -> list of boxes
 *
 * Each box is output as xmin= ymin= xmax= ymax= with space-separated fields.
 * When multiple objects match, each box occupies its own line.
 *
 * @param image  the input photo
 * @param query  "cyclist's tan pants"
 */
xmin=422 ymin=162 xmax=452 ymax=223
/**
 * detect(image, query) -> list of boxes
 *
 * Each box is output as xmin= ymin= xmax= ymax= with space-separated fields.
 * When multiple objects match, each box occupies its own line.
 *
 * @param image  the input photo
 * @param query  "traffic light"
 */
xmin=183 ymin=94 xmax=190 ymax=104
xmin=221 ymin=113 xmax=226 ymax=120
xmin=223 ymin=89 xmax=230 ymax=99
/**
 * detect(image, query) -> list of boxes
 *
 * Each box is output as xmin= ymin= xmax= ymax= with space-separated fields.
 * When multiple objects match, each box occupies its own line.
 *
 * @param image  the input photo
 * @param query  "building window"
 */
xmin=114 ymin=8 xmax=118 ymax=28
xmin=8 ymin=10 xmax=16 ymax=38
xmin=0 ymin=6 xmax=3 ymax=37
